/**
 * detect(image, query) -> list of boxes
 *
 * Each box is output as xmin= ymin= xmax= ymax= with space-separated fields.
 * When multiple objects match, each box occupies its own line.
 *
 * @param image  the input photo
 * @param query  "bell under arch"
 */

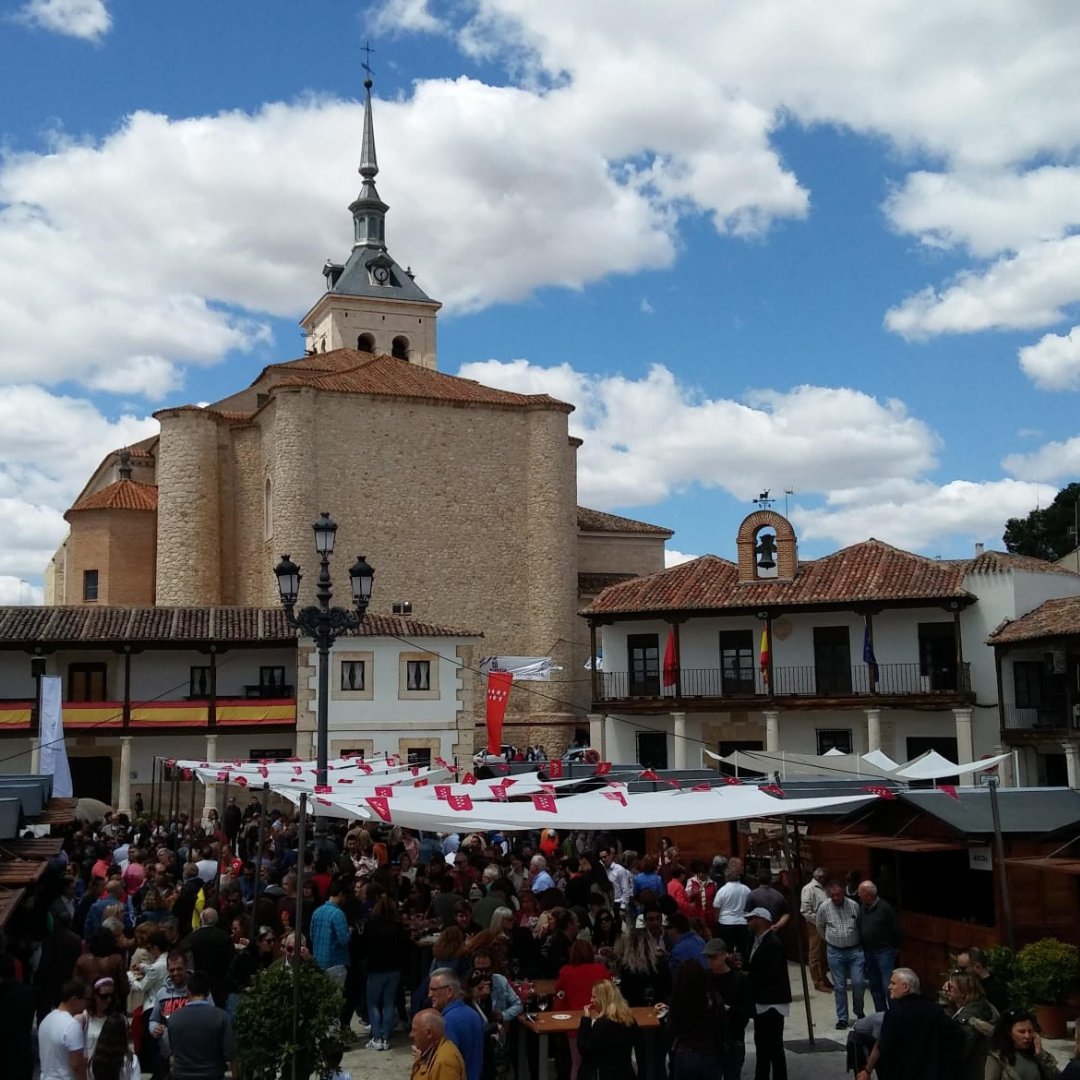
xmin=736 ymin=510 xmax=798 ymax=583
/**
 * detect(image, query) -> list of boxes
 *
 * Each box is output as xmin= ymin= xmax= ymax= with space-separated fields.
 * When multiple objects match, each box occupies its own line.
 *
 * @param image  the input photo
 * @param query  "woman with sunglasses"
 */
xmin=985 ymin=1009 xmax=1060 ymax=1080
xmin=83 ymin=977 xmax=121 ymax=1063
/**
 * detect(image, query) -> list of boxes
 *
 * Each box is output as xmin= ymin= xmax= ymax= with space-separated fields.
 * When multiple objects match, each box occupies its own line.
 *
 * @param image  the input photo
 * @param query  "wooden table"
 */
xmin=516 ymin=1006 xmax=662 ymax=1080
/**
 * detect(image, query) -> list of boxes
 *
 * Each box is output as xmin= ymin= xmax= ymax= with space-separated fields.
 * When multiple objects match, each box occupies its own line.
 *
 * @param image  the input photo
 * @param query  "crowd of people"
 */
xmin=1 ymin=793 xmax=1078 ymax=1080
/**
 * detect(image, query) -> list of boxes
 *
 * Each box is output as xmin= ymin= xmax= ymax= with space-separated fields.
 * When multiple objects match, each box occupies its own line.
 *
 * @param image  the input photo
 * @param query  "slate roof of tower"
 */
xmin=583 ymin=539 xmax=976 ymax=615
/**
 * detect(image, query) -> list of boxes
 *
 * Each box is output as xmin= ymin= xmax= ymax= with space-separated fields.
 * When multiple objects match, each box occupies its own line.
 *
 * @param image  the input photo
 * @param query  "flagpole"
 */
xmin=988 ymin=776 xmax=1015 ymax=951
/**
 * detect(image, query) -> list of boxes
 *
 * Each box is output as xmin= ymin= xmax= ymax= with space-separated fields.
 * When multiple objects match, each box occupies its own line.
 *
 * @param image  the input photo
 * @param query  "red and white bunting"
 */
xmin=366 ymin=796 xmax=392 ymax=822
xmin=434 ymin=785 xmax=452 ymax=801
xmin=758 ymin=783 xmax=785 ymax=797
xmin=594 ymin=762 xmax=612 ymax=776
xmin=414 ymin=779 xmax=429 ymax=787
xmin=722 ymin=776 xmax=741 ymax=786
xmin=547 ymin=760 xmax=564 ymax=778
xmin=374 ymin=785 xmax=393 ymax=798
xmin=532 ymin=793 xmax=558 ymax=813
xmin=491 ymin=786 xmax=509 ymax=802
xmin=940 ymin=785 xmax=959 ymax=801
xmin=461 ymin=772 xmax=477 ymax=785
xmin=863 ymin=785 xmax=897 ymax=800
xmin=602 ymin=791 xmax=627 ymax=807
xmin=447 ymin=794 xmax=473 ymax=812
xmin=314 ymin=784 xmax=332 ymax=794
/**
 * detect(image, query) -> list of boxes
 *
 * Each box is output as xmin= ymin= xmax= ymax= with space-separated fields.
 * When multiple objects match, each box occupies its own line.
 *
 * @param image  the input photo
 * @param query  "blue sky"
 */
xmin=3 ymin=1 xmax=1080 ymax=601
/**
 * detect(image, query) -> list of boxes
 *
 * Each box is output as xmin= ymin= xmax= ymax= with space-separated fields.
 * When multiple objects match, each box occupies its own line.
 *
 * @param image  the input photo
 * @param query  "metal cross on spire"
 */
xmin=361 ymin=40 xmax=376 ymax=84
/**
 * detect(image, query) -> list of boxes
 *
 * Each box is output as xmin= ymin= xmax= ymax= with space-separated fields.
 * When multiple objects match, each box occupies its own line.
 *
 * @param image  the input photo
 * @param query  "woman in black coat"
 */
xmin=578 ymin=979 xmax=638 ymax=1080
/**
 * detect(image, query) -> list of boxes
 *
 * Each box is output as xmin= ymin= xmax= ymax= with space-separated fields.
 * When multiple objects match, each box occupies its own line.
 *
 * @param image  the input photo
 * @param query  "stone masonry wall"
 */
xmin=577 ymin=533 xmax=668 ymax=576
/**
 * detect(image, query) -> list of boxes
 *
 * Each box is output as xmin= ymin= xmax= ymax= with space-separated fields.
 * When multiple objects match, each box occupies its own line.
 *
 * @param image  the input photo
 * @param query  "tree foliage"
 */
xmin=1003 ymin=483 xmax=1080 ymax=560
xmin=234 ymin=959 xmax=343 ymax=1080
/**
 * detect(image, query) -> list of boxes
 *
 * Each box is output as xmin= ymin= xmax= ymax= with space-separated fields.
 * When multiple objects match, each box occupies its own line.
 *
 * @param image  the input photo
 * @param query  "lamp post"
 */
xmin=274 ymin=513 xmax=374 ymax=800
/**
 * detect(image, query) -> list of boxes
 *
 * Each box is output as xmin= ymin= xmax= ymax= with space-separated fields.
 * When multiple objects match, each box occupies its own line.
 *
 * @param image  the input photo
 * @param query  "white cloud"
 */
xmin=640 ymin=298 xmax=654 ymax=315
xmin=1003 ymin=436 xmax=1080 ymax=485
xmin=794 ymin=479 xmax=1044 ymax=553
xmin=0 ymin=387 xmax=157 ymax=578
xmin=457 ymin=358 xmax=938 ymax=507
xmin=0 ymin=576 xmax=43 ymax=605
xmin=664 ymin=548 xmax=697 ymax=568
xmin=370 ymin=0 xmax=446 ymax=35
xmin=1017 ymin=327 xmax=1080 ymax=391
xmin=16 ymin=0 xmax=109 ymax=41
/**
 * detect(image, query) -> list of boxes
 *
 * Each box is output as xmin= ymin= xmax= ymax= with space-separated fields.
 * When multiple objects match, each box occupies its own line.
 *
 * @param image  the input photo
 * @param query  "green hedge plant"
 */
xmin=1013 ymin=938 xmax=1080 ymax=1008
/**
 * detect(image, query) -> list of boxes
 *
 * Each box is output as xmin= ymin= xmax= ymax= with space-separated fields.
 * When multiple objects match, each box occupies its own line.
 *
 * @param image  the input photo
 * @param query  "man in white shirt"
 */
xmin=713 ymin=866 xmax=752 ymax=960
xmin=800 ymin=867 xmax=832 ymax=992
xmin=598 ymin=846 xmax=632 ymax=915
xmin=39 ymin=978 xmax=88 ymax=1080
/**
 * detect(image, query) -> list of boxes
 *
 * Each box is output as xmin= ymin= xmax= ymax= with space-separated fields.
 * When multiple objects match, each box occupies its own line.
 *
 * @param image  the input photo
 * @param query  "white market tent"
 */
xmin=703 ymin=747 xmax=1010 ymax=781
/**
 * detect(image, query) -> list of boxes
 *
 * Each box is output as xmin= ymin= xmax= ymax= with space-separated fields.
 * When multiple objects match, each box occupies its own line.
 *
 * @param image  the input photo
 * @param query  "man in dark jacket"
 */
xmin=858 ymin=968 xmax=960 ymax=1080
xmin=746 ymin=907 xmax=790 ymax=1080
xmin=858 ymin=880 xmax=903 ymax=1013
xmin=166 ymin=970 xmax=236 ymax=1080
xmin=183 ymin=909 xmax=234 ymax=1008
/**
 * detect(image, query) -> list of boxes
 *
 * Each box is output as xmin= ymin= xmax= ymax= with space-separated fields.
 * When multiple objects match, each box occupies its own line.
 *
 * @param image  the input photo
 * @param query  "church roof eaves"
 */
xmin=65 ymin=479 xmax=158 ymax=517
xmin=577 ymin=506 xmax=673 ymax=536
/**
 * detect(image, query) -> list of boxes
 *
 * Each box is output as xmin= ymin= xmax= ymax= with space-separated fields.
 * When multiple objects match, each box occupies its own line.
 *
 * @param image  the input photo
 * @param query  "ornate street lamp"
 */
xmin=274 ymin=513 xmax=374 ymax=799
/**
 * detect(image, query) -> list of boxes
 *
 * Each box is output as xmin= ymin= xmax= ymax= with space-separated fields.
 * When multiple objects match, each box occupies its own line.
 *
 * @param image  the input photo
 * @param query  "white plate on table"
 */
xmin=552 ymin=1013 xmax=573 ymax=1021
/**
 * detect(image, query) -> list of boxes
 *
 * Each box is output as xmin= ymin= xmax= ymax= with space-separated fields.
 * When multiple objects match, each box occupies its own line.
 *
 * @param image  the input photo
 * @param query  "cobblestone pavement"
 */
xmin=333 ymin=964 xmax=1077 ymax=1080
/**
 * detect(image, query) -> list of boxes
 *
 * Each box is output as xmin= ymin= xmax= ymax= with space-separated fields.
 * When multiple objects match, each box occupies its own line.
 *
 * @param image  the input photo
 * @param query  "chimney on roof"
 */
xmin=975 ymin=542 xmax=985 ymax=556
xmin=118 ymin=447 xmax=132 ymax=481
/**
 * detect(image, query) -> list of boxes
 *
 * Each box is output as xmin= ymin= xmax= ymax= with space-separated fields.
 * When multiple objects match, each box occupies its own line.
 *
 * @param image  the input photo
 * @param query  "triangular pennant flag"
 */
xmin=491 ymin=785 xmax=508 ymax=802
xmin=758 ymin=783 xmax=785 ymax=797
xmin=722 ymin=776 xmax=741 ymax=786
xmin=314 ymin=784 xmax=332 ymax=794
xmin=292 ymin=766 xmax=303 ymax=775
xmin=386 ymin=754 xmax=400 ymax=766
xmin=414 ymin=778 xmax=428 ymax=787
xmin=447 ymin=794 xmax=473 ymax=811
xmin=547 ymin=759 xmax=564 ymax=778
xmin=863 ymin=785 xmax=897 ymax=800
xmin=538 ymin=783 xmax=556 ymax=795
xmin=594 ymin=761 xmax=612 ymax=776
xmin=434 ymin=785 xmax=452 ymax=801
xmin=532 ymin=793 xmax=558 ymax=813
xmin=502 ymin=778 xmax=518 ymax=787
xmin=640 ymin=769 xmax=660 ymax=780
xmin=461 ymin=772 xmax=477 ymax=785
xmin=435 ymin=756 xmax=449 ymax=768
xmin=256 ymin=765 xmax=269 ymax=777
xmin=940 ymin=785 xmax=959 ymax=801
xmin=411 ymin=766 xmax=420 ymax=776
xmin=317 ymin=797 xmax=333 ymax=806
xmin=357 ymin=763 xmax=373 ymax=775
xmin=602 ymin=790 xmax=627 ymax=807
xmin=366 ymin=796 xmax=392 ymax=822
xmin=691 ymin=783 xmax=711 ymax=792
xmin=374 ymin=786 xmax=393 ymax=798
xmin=216 ymin=771 xmax=230 ymax=782
xmin=235 ymin=776 xmax=248 ymax=787
xmin=337 ymin=777 xmax=353 ymax=784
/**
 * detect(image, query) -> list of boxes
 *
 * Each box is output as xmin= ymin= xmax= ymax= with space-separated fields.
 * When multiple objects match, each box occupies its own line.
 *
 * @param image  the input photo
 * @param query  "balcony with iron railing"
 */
xmin=1000 ymin=702 xmax=1080 ymax=739
xmin=595 ymin=661 xmax=972 ymax=708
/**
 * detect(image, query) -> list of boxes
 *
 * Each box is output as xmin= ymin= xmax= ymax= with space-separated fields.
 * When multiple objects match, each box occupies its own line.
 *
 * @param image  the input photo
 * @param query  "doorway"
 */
xmin=636 ymin=731 xmax=668 ymax=769
xmin=627 ymin=634 xmax=660 ymax=697
xmin=918 ymin=622 xmax=958 ymax=690
xmin=814 ymin=626 xmax=852 ymax=694
xmin=69 ymin=756 xmax=113 ymax=804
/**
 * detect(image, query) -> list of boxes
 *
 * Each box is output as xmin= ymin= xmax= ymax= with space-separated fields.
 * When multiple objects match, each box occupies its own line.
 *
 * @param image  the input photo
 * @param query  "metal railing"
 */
xmin=598 ymin=661 xmax=972 ymax=701
xmin=1001 ymin=702 xmax=1079 ymax=732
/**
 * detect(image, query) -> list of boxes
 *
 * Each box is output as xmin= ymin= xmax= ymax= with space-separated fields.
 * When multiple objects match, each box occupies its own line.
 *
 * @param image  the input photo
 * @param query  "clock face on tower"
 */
xmin=372 ymin=265 xmax=390 ymax=285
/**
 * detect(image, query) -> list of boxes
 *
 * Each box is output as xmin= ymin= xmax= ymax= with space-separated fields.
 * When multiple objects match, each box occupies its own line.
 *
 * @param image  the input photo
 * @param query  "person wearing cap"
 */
xmin=746 ymin=906 xmax=791 ymax=1080
xmin=705 ymin=937 xmax=752 ymax=1080
xmin=799 ymin=868 xmax=832 ymax=993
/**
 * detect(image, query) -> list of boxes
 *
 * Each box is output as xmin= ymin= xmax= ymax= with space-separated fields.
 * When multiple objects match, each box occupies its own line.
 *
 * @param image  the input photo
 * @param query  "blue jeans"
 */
xmin=826 ymin=944 xmax=865 ymax=1023
xmin=864 ymin=947 xmax=897 ymax=1012
xmin=367 ymin=969 xmax=401 ymax=1042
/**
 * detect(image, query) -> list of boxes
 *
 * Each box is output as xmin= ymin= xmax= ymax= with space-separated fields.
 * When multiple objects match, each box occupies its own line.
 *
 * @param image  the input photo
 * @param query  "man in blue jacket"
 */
xmin=429 ymin=968 xmax=483 ymax=1080
xmin=665 ymin=912 xmax=707 ymax=974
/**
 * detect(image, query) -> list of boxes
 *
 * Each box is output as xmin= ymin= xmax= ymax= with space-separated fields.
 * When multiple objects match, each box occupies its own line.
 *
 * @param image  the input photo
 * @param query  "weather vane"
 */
xmin=361 ymin=40 xmax=376 ymax=82
xmin=754 ymin=489 xmax=774 ymax=510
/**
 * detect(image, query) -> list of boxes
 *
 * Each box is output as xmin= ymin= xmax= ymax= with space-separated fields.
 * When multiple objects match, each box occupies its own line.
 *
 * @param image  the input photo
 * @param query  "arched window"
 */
xmin=264 ymin=477 xmax=273 ymax=539
xmin=392 ymin=335 xmax=409 ymax=360
xmin=357 ymin=333 xmax=375 ymax=353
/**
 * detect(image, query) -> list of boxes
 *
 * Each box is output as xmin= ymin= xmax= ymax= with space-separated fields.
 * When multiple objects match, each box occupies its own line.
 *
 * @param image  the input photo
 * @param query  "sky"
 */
xmin=3 ymin=0 xmax=1080 ymax=603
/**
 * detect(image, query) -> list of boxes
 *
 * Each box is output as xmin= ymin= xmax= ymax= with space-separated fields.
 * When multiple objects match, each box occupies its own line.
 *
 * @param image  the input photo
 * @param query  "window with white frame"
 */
xmin=406 ymin=660 xmax=431 ymax=691
xmin=341 ymin=660 xmax=365 ymax=692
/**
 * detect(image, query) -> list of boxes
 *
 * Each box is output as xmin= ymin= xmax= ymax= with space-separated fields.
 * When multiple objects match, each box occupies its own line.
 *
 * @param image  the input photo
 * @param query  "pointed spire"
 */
xmin=360 ymin=78 xmax=378 ymax=180
xmin=348 ymin=71 xmax=389 ymax=251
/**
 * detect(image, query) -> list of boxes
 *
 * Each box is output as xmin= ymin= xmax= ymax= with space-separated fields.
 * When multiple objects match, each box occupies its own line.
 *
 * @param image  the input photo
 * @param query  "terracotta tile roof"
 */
xmin=968 ymin=550 xmax=1080 ymax=577
xmin=583 ymin=539 xmax=974 ymax=616
xmin=578 ymin=572 xmax=639 ymax=595
xmin=577 ymin=506 xmax=673 ymax=536
xmin=66 ymin=479 xmax=158 ymax=516
xmin=263 ymin=349 xmax=573 ymax=412
xmin=0 ymin=607 xmax=479 ymax=645
xmin=988 ymin=596 xmax=1080 ymax=645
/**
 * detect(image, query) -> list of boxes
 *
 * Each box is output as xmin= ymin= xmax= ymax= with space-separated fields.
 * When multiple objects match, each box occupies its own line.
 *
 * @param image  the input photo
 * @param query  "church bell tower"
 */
xmin=300 ymin=75 xmax=441 ymax=368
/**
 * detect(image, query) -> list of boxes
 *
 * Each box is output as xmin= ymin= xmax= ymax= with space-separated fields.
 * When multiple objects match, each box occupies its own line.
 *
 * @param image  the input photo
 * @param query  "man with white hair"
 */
xmin=857 ymin=969 xmax=960 ymax=1080
xmin=529 ymin=854 xmax=555 ymax=894
xmin=857 ymin=879 xmax=902 ymax=1012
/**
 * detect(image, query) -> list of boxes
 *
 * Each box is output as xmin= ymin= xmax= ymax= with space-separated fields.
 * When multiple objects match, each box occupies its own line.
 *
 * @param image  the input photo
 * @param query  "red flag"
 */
xmin=317 ymin=797 xmax=333 ymax=807
xmin=486 ymin=670 xmax=513 ymax=755
xmin=434 ymin=785 xmax=452 ymax=801
xmin=538 ymin=783 xmax=556 ymax=795
xmin=663 ymin=628 xmax=678 ymax=687
xmin=758 ymin=783 xmax=785 ymax=797
xmin=386 ymin=755 xmax=399 ymax=766
xmin=502 ymin=778 xmax=517 ymax=788
xmin=594 ymin=761 xmax=612 ymax=776
xmin=759 ymin=627 xmax=770 ymax=684
xmin=435 ymin=756 xmax=449 ymax=768
xmin=461 ymin=772 xmax=477 ymax=786
xmin=532 ymin=793 xmax=558 ymax=813
xmin=314 ymin=784 xmax=332 ymax=794
xmin=216 ymin=771 xmax=230 ymax=782
xmin=357 ymin=763 xmax=373 ymax=775
xmin=491 ymin=786 xmax=508 ymax=802
xmin=447 ymin=794 xmax=473 ymax=811
xmin=181 ymin=768 xmax=193 ymax=780
xmin=366 ymin=796 xmax=392 ymax=822
xmin=257 ymin=766 xmax=269 ymax=778
xmin=602 ymin=790 xmax=627 ymax=807
xmin=292 ymin=766 xmax=303 ymax=775
xmin=337 ymin=777 xmax=353 ymax=784
xmin=863 ymin=785 xmax=897 ymax=800
xmin=940 ymin=785 xmax=959 ymax=801
xmin=547 ymin=759 xmax=564 ymax=778
xmin=374 ymin=785 xmax=393 ymax=798
xmin=235 ymin=776 xmax=248 ymax=787
xmin=691 ymin=783 xmax=711 ymax=792
xmin=414 ymin=778 xmax=428 ymax=787
xmin=722 ymin=776 xmax=741 ymax=786
xmin=641 ymin=769 xmax=660 ymax=780
xmin=411 ymin=766 xmax=420 ymax=776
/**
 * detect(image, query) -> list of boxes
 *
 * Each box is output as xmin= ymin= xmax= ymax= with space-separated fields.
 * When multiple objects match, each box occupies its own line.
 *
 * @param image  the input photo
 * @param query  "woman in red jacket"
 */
xmin=555 ymin=940 xmax=613 ymax=1080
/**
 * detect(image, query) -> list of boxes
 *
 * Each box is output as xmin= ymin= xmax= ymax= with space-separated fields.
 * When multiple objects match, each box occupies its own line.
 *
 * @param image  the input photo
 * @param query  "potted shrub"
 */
xmin=234 ymin=958 xmax=344 ymax=1079
xmin=1013 ymin=938 xmax=1080 ymax=1039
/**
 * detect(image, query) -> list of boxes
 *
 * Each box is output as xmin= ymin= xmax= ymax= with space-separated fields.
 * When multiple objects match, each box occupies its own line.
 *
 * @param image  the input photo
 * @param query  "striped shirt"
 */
xmin=815 ymin=896 xmax=860 ymax=948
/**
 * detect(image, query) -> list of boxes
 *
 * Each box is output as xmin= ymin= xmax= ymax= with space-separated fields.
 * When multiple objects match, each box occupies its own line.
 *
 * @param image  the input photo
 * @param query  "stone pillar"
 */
xmin=1062 ymin=741 xmax=1080 ymax=790
xmin=865 ymin=708 xmax=882 ymax=752
xmin=953 ymin=707 xmax=974 ymax=765
xmin=201 ymin=734 xmax=219 ymax=821
xmin=764 ymin=710 xmax=780 ymax=752
xmin=117 ymin=736 xmax=133 ymax=816
xmin=587 ymin=713 xmax=605 ymax=758
xmin=672 ymin=712 xmax=687 ymax=770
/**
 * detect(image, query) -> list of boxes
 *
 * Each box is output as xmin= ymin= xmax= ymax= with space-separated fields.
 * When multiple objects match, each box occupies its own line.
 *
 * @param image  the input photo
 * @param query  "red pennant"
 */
xmin=374 ymin=786 xmax=393 ymax=798
xmin=366 ymin=796 xmax=392 ymax=822
xmin=531 ymin=793 xmax=558 ymax=813
xmin=497 ymin=762 xmax=510 ymax=773
xmin=292 ymin=766 xmax=303 ymax=775
xmin=314 ymin=784 xmax=332 ymax=794
xmin=235 ymin=776 xmax=248 ymax=787
xmin=722 ymin=776 xmax=741 ymax=786
xmin=435 ymin=756 xmax=449 ymax=768
xmin=257 ymin=766 xmax=269 ymax=778
xmin=435 ymin=785 xmax=452 ymax=801
xmin=461 ymin=772 xmax=477 ymax=785
xmin=594 ymin=761 xmax=612 ymax=776
xmin=940 ymin=785 xmax=959 ymax=801
xmin=165 ymin=759 xmax=177 ymax=769
xmin=411 ymin=766 xmax=420 ymax=776
xmin=317 ymin=797 xmax=333 ymax=807
xmin=447 ymin=794 xmax=473 ymax=812
xmin=539 ymin=783 xmax=556 ymax=795
xmin=259 ymin=758 xmax=271 ymax=765
xmin=337 ymin=777 xmax=353 ymax=784
xmin=640 ymin=769 xmax=660 ymax=780
xmin=181 ymin=768 xmax=193 ymax=780
xmin=485 ymin=670 xmax=513 ymax=756
xmin=602 ymin=791 xmax=627 ymax=807
xmin=491 ymin=786 xmax=508 ymax=802
xmin=691 ymin=783 xmax=710 ymax=792
xmin=387 ymin=754 xmax=400 ymax=766
xmin=547 ymin=759 xmax=564 ymax=778
xmin=414 ymin=778 xmax=428 ymax=787
xmin=216 ymin=771 xmax=230 ymax=782
xmin=357 ymin=763 xmax=373 ymax=774
xmin=758 ymin=783 xmax=785 ymax=797
xmin=289 ymin=777 xmax=303 ymax=783
xmin=863 ymin=785 xmax=897 ymax=800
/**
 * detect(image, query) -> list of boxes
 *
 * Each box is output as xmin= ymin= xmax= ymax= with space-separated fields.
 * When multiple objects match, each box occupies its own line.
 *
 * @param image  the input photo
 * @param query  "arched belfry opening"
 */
xmin=357 ymin=333 xmax=375 ymax=353
xmin=736 ymin=510 xmax=798 ymax=583
xmin=391 ymin=335 xmax=409 ymax=360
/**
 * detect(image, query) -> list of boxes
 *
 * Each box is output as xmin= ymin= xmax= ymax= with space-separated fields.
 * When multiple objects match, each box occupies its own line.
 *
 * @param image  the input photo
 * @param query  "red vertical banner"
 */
xmin=486 ymin=670 xmax=513 ymax=755
xmin=662 ymin=628 xmax=678 ymax=687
